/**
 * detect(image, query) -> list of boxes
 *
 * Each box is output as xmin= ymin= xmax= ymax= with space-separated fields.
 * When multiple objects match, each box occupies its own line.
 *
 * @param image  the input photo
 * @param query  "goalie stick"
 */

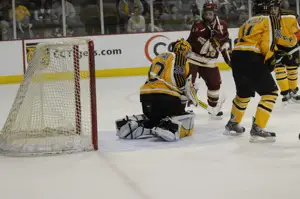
xmin=276 ymin=45 xmax=300 ymax=64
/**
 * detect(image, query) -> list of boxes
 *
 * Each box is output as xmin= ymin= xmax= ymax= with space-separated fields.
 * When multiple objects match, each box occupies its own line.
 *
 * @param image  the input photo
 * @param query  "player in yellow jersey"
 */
xmin=224 ymin=0 xmax=294 ymax=142
xmin=270 ymin=1 xmax=300 ymax=104
xmin=115 ymin=39 xmax=200 ymax=142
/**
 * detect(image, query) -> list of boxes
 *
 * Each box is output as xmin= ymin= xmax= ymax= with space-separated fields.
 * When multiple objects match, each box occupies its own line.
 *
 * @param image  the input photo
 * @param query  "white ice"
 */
xmin=1 ymin=71 xmax=300 ymax=199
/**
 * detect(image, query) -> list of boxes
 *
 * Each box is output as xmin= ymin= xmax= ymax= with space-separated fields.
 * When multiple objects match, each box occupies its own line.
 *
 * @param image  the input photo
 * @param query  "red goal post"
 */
xmin=0 ymin=39 xmax=98 ymax=156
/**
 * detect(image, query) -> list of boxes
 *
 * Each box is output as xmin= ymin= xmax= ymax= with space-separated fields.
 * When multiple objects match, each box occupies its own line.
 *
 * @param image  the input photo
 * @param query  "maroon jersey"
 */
xmin=187 ymin=19 xmax=229 ymax=67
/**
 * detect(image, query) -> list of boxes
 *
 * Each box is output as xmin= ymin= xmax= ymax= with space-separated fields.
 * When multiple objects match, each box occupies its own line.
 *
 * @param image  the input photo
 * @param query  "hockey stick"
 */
xmin=276 ymin=45 xmax=300 ymax=64
xmin=149 ymin=72 xmax=208 ymax=109
xmin=216 ymin=16 xmax=223 ymax=35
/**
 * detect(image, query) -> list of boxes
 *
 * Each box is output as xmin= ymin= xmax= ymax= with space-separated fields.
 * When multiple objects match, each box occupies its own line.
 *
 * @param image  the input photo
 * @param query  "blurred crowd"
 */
xmin=0 ymin=0 xmax=298 ymax=40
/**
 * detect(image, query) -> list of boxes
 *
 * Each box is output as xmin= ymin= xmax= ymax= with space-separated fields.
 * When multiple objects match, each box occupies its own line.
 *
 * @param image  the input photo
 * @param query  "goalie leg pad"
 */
xmin=172 ymin=112 xmax=195 ymax=137
xmin=118 ymin=121 xmax=152 ymax=139
xmin=152 ymin=112 xmax=195 ymax=141
xmin=116 ymin=114 xmax=152 ymax=139
xmin=115 ymin=114 xmax=148 ymax=131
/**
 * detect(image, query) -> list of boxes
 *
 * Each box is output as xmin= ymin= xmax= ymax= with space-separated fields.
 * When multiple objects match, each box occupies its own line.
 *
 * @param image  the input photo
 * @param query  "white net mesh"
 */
xmin=0 ymin=39 xmax=97 ymax=156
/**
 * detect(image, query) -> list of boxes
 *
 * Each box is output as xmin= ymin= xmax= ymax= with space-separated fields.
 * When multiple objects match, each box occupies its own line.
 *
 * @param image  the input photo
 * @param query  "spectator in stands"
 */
xmin=0 ymin=0 xmax=12 ymax=40
xmin=51 ymin=0 xmax=76 ymax=36
xmin=183 ymin=3 xmax=200 ymax=30
xmin=117 ymin=0 xmax=143 ymax=33
xmin=140 ymin=0 xmax=150 ymax=31
xmin=127 ymin=4 xmax=145 ymax=32
xmin=217 ymin=0 xmax=243 ymax=28
xmin=33 ymin=0 xmax=53 ymax=38
xmin=79 ymin=0 xmax=101 ymax=35
xmin=151 ymin=6 xmax=163 ymax=32
xmin=161 ymin=4 xmax=184 ymax=31
xmin=104 ymin=3 xmax=118 ymax=34
xmin=14 ymin=5 xmax=33 ymax=39
xmin=282 ymin=0 xmax=290 ymax=9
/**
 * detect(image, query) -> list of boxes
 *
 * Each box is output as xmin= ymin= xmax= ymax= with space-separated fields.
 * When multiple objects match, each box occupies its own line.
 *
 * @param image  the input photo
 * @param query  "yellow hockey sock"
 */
xmin=274 ymin=64 xmax=289 ymax=94
xmin=287 ymin=65 xmax=298 ymax=90
xmin=231 ymin=95 xmax=251 ymax=123
xmin=255 ymin=91 xmax=278 ymax=128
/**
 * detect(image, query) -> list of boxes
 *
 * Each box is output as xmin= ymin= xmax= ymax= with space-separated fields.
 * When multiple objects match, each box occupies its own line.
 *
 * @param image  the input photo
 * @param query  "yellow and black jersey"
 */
xmin=234 ymin=15 xmax=281 ymax=61
xmin=277 ymin=13 xmax=300 ymax=47
xmin=140 ymin=52 xmax=189 ymax=98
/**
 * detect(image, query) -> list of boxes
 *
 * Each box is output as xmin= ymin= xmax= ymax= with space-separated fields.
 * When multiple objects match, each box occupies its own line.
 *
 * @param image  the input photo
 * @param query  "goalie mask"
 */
xmin=202 ymin=1 xmax=217 ymax=24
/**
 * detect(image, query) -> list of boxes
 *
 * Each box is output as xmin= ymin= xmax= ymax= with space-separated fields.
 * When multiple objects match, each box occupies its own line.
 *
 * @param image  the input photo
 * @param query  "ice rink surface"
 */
xmin=1 ymin=71 xmax=300 ymax=199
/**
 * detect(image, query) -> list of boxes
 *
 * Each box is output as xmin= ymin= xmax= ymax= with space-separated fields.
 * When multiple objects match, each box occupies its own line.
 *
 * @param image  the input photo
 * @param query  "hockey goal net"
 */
xmin=0 ymin=39 xmax=98 ymax=156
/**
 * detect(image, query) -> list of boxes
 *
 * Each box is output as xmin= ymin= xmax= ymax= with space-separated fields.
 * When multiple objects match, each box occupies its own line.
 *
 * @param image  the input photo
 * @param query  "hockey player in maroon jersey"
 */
xmin=187 ymin=1 xmax=231 ymax=118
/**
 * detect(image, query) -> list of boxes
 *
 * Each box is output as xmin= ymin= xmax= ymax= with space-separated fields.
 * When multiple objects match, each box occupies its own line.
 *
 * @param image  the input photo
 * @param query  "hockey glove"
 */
xmin=220 ymin=43 xmax=231 ymax=67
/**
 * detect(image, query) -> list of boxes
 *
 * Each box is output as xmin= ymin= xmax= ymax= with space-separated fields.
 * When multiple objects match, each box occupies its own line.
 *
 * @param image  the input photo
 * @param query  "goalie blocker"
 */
xmin=115 ymin=39 xmax=198 ymax=141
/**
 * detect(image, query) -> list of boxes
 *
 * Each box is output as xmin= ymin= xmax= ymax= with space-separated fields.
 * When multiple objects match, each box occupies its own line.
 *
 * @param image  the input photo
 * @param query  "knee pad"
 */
xmin=115 ymin=114 xmax=152 ymax=139
xmin=152 ymin=112 xmax=195 ymax=141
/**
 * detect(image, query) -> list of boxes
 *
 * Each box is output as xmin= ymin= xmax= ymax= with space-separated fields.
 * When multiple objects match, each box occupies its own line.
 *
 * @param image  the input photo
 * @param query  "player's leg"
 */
xmin=225 ymin=51 xmax=254 ymax=135
xmin=286 ymin=51 xmax=300 ymax=102
xmin=115 ymin=93 xmax=175 ymax=140
xmin=115 ymin=94 xmax=180 ymax=140
xmin=199 ymin=67 xmax=221 ymax=107
xmin=141 ymin=94 xmax=186 ymax=127
xmin=142 ymin=94 xmax=194 ymax=141
xmin=274 ymin=64 xmax=290 ymax=102
xmin=198 ymin=66 xmax=223 ymax=117
xmin=188 ymin=62 xmax=200 ymax=85
xmin=275 ymin=45 xmax=300 ymax=103
xmin=250 ymin=59 xmax=278 ymax=142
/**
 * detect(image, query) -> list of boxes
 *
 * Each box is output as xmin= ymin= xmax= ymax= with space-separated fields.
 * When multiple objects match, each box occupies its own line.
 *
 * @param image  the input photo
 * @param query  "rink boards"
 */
xmin=0 ymin=28 xmax=239 ymax=84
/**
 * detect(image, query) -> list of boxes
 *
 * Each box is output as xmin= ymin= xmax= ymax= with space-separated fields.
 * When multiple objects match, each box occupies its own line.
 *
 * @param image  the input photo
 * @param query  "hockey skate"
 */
xmin=208 ymin=94 xmax=226 ymax=119
xmin=281 ymin=92 xmax=291 ymax=105
xmin=249 ymin=123 xmax=276 ymax=143
xmin=207 ymin=101 xmax=224 ymax=119
xmin=224 ymin=120 xmax=245 ymax=136
xmin=290 ymin=88 xmax=300 ymax=103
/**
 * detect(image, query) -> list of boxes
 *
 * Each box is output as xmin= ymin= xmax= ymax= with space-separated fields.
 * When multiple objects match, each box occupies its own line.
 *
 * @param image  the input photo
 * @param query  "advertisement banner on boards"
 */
xmin=23 ymin=29 xmax=239 ymax=71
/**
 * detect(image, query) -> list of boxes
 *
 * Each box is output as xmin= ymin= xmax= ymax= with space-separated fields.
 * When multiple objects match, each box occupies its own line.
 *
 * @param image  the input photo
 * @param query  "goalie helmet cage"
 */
xmin=0 ymin=39 xmax=98 ymax=156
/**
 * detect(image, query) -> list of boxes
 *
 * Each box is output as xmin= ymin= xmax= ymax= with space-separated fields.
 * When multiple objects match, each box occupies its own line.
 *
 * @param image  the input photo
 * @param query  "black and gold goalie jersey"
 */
xmin=233 ymin=15 xmax=294 ymax=62
xmin=140 ymin=52 xmax=189 ymax=98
